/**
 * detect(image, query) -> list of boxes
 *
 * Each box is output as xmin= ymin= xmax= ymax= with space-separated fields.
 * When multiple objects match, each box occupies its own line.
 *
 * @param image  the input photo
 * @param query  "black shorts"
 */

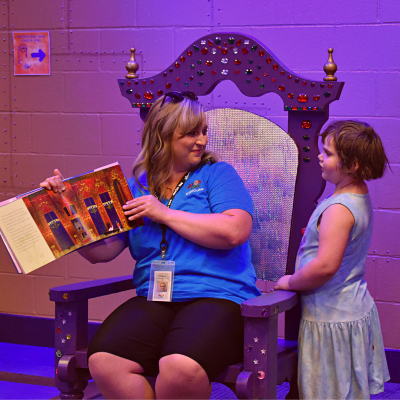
xmin=87 ymin=296 xmax=244 ymax=381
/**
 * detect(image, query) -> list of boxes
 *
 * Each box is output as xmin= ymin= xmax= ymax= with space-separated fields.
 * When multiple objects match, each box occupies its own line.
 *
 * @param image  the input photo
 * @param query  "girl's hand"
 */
xmin=123 ymin=195 xmax=170 ymax=224
xmin=274 ymin=275 xmax=293 ymax=291
xmin=39 ymin=169 xmax=65 ymax=193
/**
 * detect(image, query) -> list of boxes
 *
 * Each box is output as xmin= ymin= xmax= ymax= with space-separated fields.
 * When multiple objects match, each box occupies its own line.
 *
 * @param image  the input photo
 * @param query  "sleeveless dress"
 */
xmin=296 ymin=192 xmax=390 ymax=399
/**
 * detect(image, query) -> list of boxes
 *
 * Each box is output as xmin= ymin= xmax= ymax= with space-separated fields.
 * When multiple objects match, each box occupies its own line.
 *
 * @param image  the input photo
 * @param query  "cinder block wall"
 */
xmin=0 ymin=1 xmax=399 ymax=348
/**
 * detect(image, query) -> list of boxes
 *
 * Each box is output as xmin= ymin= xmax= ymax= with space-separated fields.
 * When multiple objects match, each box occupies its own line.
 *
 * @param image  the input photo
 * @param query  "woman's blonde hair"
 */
xmin=132 ymin=95 xmax=218 ymax=198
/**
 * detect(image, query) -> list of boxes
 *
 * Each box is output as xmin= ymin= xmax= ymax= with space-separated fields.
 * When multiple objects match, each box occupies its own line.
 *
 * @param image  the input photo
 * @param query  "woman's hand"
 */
xmin=274 ymin=275 xmax=293 ymax=291
xmin=40 ymin=169 xmax=65 ymax=193
xmin=123 ymin=195 xmax=170 ymax=224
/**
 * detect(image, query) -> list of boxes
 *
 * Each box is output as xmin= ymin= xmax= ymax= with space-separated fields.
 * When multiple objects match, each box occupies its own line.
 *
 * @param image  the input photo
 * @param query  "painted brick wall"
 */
xmin=0 ymin=1 xmax=399 ymax=348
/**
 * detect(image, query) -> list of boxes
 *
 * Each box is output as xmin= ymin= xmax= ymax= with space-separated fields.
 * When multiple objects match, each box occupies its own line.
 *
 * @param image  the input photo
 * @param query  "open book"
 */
xmin=0 ymin=162 xmax=144 ymax=274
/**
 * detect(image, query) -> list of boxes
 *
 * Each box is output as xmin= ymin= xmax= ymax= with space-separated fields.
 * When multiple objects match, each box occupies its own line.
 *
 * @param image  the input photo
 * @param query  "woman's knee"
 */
xmin=158 ymin=354 xmax=208 ymax=383
xmin=89 ymin=352 xmax=144 ymax=379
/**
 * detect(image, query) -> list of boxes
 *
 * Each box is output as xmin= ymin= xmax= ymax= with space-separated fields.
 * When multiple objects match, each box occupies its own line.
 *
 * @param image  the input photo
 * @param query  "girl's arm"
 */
xmin=274 ymin=203 xmax=355 ymax=291
xmin=123 ymin=195 xmax=252 ymax=249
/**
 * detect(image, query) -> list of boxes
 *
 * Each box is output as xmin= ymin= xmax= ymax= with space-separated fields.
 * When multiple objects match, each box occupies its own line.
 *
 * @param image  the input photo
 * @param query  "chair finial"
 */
xmin=323 ymin=48 xmax=337 ymax=81
xmin=125 ymin=48 xmax=139 ymax=79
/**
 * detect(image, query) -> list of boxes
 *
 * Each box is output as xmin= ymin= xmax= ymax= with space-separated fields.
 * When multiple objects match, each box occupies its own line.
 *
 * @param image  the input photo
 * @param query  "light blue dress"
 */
xmin=296 ymin=192 xmax=390 ymax=399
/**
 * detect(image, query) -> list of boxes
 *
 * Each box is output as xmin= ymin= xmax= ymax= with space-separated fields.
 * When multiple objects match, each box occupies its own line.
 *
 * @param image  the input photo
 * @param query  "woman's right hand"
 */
xmin=40 ymin=169 xmax=65 ymax=193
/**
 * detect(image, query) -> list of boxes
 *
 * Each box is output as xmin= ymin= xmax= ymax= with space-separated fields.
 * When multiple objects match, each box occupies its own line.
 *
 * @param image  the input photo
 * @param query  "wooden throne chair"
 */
xmin=49 ymin=33 xmax=344 ymax=399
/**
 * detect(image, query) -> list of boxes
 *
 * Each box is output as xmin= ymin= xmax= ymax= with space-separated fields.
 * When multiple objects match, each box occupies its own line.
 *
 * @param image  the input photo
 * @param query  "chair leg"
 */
xmin=285 ymin=367 xmax=299 ymax=400
xmin=56 ymin=376 xmax=88 ymax=399
xmin=54 ymin=301 xmax=89 ymax=399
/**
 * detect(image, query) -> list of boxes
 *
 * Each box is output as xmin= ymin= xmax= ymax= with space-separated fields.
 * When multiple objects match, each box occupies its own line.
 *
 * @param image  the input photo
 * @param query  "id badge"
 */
xmin=148 ymin=260 xmax=175 ymax=302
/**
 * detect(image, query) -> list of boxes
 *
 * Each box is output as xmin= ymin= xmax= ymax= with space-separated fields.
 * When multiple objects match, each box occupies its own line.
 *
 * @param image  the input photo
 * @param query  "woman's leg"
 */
xmin=156 ymin=298 xmax=244 ymax=399
xmin=89 ymin=352 xmax=155 ymax=400
xmin=156 ymin=354 xmax=212 ymax=400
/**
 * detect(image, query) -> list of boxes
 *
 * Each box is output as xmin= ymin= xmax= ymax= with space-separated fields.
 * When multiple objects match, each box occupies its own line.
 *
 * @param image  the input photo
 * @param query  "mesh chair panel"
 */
xmin=206 ymin=109 xmax=298 ymax=281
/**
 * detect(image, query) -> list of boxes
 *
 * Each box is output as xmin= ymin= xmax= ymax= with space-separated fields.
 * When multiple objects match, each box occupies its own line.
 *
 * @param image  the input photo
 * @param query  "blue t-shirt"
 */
xmin=128 ymin=161 xmax=261 ymax=305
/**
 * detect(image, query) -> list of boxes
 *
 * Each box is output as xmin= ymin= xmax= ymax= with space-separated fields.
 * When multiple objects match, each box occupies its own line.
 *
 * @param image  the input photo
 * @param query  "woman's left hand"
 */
xmin=123 ymin=195 xmax=170 ymax=224
xmin=274 ymin=275 xmax=293 ymax=291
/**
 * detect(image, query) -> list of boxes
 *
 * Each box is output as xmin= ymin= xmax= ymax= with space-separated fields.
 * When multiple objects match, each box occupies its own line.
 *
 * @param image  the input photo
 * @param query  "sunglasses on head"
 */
xmin=159 ymin=91 xmax=198 ymax=109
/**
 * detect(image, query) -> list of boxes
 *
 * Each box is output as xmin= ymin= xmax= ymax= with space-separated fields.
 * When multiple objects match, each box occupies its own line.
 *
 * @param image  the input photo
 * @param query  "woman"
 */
xmin=41 ymin=91 xmax=261 ymax=399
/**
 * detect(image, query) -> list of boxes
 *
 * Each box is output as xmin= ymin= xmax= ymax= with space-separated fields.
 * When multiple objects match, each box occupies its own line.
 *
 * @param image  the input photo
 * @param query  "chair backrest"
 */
xmin=118 ymin=32 xmax=344 ymax=338
xmin=206 ymin=108 xmax=297 ymax=281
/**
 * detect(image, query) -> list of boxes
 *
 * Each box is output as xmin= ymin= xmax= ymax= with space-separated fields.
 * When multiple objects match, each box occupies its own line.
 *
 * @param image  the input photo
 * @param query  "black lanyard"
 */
xmin=155 ymin=172 xmax=190 ymax=259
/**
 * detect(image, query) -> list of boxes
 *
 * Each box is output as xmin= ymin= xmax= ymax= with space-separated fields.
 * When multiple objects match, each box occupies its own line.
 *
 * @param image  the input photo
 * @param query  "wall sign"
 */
xmin=13 ymin=31 xmax=50 ymax=75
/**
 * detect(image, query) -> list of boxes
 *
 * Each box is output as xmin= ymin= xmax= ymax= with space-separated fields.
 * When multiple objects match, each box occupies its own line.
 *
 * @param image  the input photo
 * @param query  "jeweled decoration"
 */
xmin=208 ymin=39 xmax=213 ymax=46
xmin=254 ymin=359 xmax=259 ymax=365
xmin=272 ymin=64 xmax=278 ymax=70
xmin=259 ymin=50 xmax=264 ymax=57
xmin=221 ymin=58 xmax=228 ymax=64
xmin=251 ymin=45 xmax=257 ymax=51
xmin=126 ymin=89 xmax=132 ymax=94
xmin=56 ymin=350 xmax=63 ymax=358
xmin=144 ymin=91 xmax=153 ymax=100
xmin=288 ymin=93 xmax=294 ymax=99
xmin=279 ymin=85 xmax=285 ymax=91
xmin=228 ymin=37 xmax=235 ymax=44
xmin=201 ymin=47 xmax=208 ymax=55
xmin=234 ymin=59 xmax=241 ymax=65
xmin=166 ymin=83 xmax=171 ymax=89
xmin=242 ymin=48 xmax=249 ymax=54
xmin=157 ymin=90 xmax=163 ymax=96
xmin=135 ymin=93 xmax=140 ymax=99
xmin=298 ymin=94 xmax=308 ymax=103
xmin=233 ymin=48 xmax=238 ymax=54
xmin=206 ymin=60 xmax=213 ymax=66
xmin=301 ymin=120 xmax=312 ymax=129
xmin=236 ymin=39 xmax=241 ymax=46
xmin=197 ymin=71 xmax=204 ymax=76
xmin=63 ymin=293 xmax=68 ymax=300
xmin=313 ymin=95 xmax=320 ymax=101
xmin=57 ymin=327 xmax=61 ymax=334
xmin=245 ymin=69 xmax=252 ymax=75
xmin=215 ymin=37 xmax=221 ymax=45
xmin=222 ymin=48 xmax=228 ymax=55
xmin=221 ymin=70 xmax=228 ymax=75
xmin=212 ymin=48 xmax=217 ymax=55
xmin=180 ymin=56 xmax=185 ymax=62
xmin=175 ymin=62 xmax=180 ymax=68
xmin=244 ymin=40 xmax=249 ymax=45
xmin=266 ymin=58 xmax=272 ymax=63
xmin=212 ymin=70 xmax=216 ymax=75
xmin=187 ymin=50 xmax=192 ymax=56
xmin=323 ymin=92 xmax=331 ymax=97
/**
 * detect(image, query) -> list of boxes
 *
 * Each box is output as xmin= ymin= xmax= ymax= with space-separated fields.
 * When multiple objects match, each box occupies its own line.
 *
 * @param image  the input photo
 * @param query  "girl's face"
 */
xmin=318 ymin=136 xmax=347 ymax=185
xmin=170 ymin=112 xmax=208 ymax=173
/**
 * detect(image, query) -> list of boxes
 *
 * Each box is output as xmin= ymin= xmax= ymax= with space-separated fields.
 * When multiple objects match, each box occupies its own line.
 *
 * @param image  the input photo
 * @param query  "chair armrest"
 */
xmin=241 ymin=290 xmax=299 ymax=318
xmin=49 ymin=275 xmax=135 ymax=302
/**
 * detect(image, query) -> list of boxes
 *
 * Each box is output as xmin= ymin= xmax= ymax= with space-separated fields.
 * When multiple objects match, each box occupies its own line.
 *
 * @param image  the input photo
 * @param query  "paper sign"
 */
xmin=13 ymin=31 xmax=50 ymax=75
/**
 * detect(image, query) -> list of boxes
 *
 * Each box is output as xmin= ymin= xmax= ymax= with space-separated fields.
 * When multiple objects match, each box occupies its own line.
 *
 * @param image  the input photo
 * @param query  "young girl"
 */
xmin=275 ymin=120 xmax=390 ymax=399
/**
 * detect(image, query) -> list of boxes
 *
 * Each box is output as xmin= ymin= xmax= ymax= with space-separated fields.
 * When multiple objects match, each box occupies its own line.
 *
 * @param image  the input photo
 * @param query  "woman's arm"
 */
xmin=77 ymin=232 xmax=129 ymax=264
xmin=123 ymin=195 xmax=252 ymax=249
xmin=274 ymin=203 xmax=355 ymax=291
xmin=40 ymin=169 xmax=129 ymax=263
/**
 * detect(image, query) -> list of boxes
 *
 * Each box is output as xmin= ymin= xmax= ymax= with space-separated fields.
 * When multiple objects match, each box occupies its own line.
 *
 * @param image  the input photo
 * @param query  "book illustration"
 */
xmin=0 ymin=162 xmax=143 ymax=273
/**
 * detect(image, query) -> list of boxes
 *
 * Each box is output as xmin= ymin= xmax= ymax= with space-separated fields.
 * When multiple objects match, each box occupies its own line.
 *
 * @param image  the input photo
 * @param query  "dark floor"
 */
xmin=0 ymin=342 xmax=399 ymax=399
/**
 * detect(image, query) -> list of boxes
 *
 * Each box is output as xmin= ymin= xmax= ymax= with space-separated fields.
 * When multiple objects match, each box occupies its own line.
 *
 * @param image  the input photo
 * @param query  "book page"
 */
xmin=0 ymin=199 xmax=55 ymax=273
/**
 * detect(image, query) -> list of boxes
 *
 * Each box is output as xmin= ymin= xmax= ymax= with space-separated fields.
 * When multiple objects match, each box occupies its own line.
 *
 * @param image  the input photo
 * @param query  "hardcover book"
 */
xmin=0 ymin=162 xmax=143 ymax=274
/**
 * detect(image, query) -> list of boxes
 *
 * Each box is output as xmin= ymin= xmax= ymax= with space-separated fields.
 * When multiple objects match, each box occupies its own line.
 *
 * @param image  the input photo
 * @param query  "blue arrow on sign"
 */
xmin=31 ymin=49 xmax=46 ymax=62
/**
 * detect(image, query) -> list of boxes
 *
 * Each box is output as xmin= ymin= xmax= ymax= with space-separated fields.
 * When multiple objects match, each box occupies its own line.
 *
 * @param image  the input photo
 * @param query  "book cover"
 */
xmin=0 ymin=162 xmax=143 ymax=274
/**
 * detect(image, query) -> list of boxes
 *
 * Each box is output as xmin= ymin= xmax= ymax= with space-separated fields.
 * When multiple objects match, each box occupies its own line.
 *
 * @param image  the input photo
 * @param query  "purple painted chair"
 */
xmin=49 ymin=33 xmax=344 ymax=399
